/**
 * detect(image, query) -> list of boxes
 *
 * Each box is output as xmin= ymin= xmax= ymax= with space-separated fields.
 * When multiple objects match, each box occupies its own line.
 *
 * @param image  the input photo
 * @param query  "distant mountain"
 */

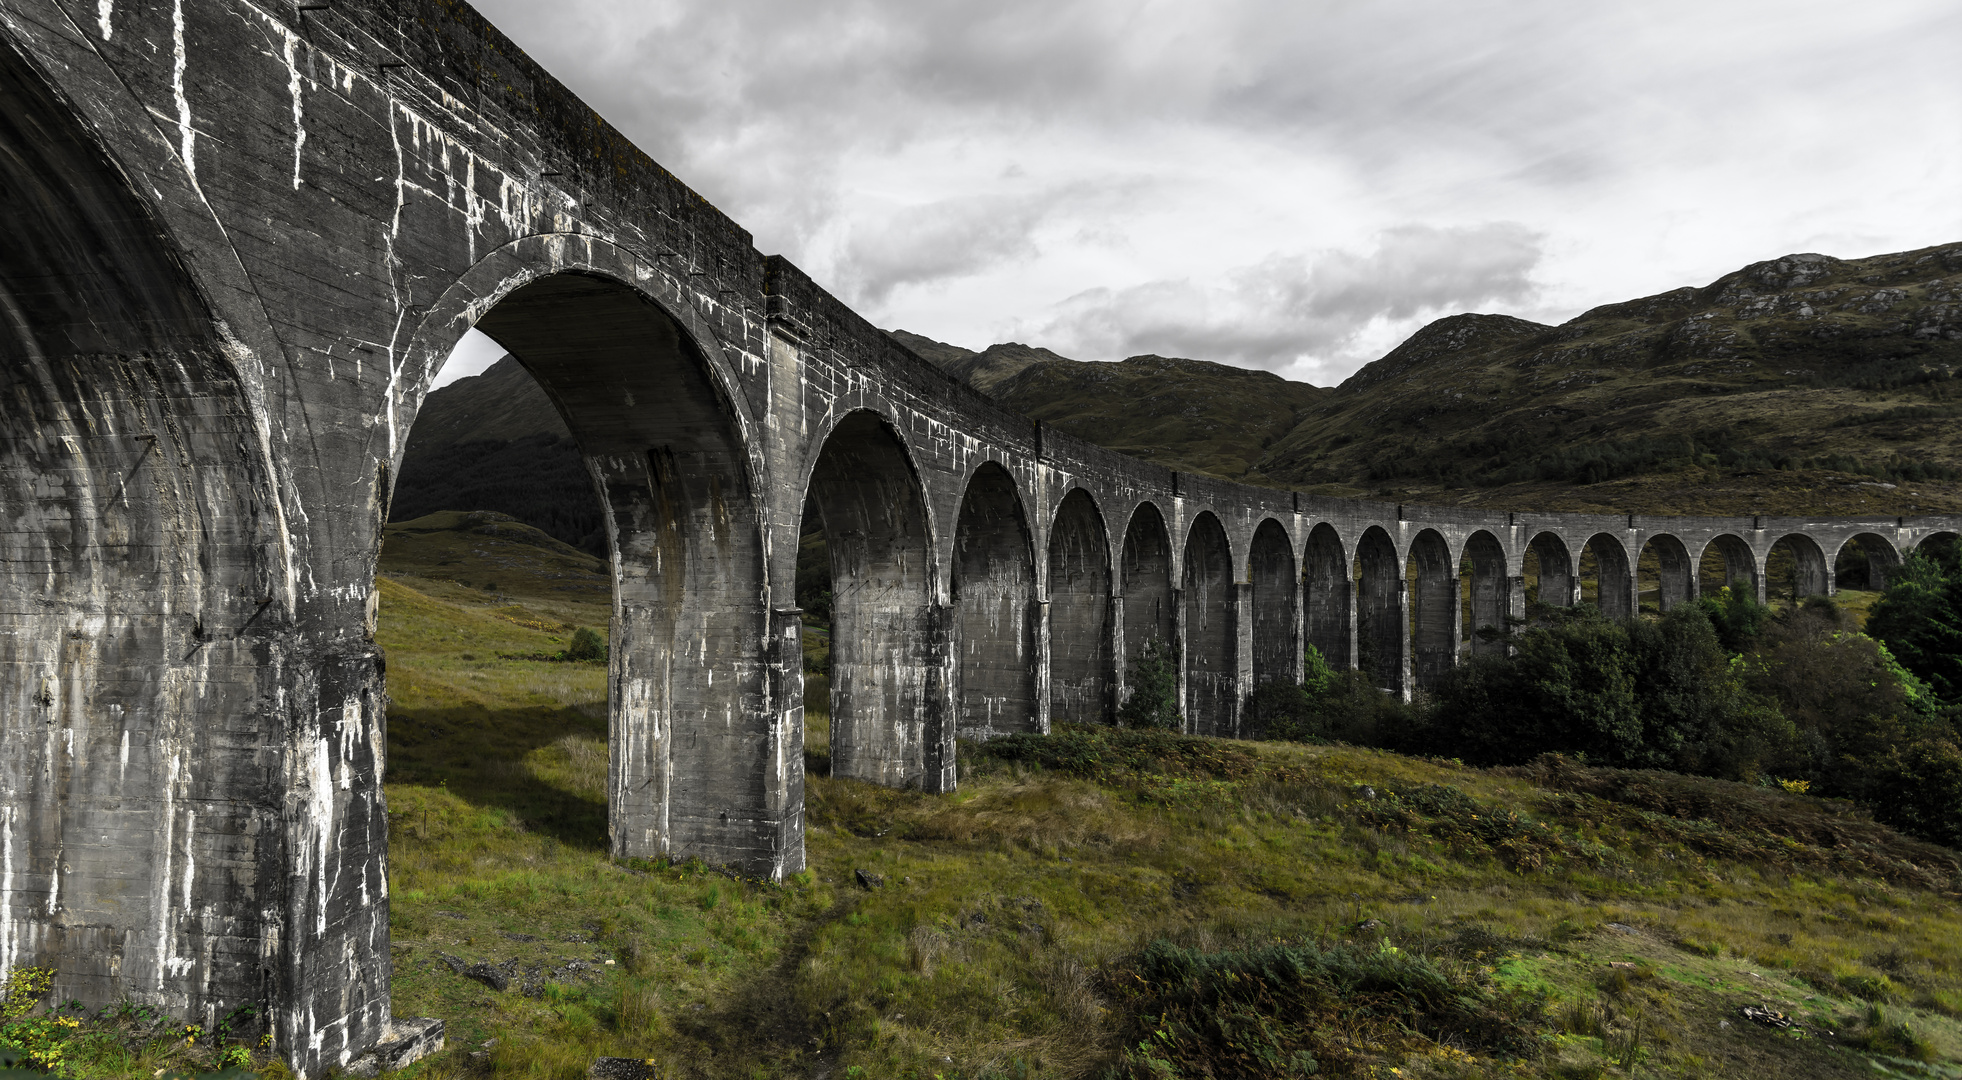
xmin=888 ymin=334 xmax=1329 ymax=478
xmin=1250 ymin=242 xmax=1962 ymax=515
xmin=389 ymin=357 xmax=602 ymax=554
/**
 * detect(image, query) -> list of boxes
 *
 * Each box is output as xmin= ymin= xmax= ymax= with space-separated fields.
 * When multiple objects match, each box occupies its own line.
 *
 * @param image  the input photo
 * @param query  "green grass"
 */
xmin=353 ymin=519 xmax=1962 ymax=1080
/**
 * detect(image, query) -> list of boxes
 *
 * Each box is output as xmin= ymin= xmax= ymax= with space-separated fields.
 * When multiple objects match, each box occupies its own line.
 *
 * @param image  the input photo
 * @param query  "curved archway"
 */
xmin=1407 ymin=530 xmax=1456 ymax=690
xmin=1913 ymin=531 xmax=1960 ymax=559
xmin=1049 ymin=490 xmax=1113 ymax=724
xmin=1460 ymin=530 xmax=1510 ymax=658
xmin=1638 ymin=534 xmax=1694 ymax=612
xmin=801 ymin=411 xmax=935 ymax=789
xmin=1303 ymin=523 xmax=1353 ymax=670
xmin=1120 ymin=503 xmax=1175 ymax=712
xmin=1527 ymin=531 xmax=1577 ymax=608
xmin=1251 ymin=520 xmax=1299 ymax=688
xmin=1836 ymin=533 xmax=1902 ymax=592
xmin=1183 ymin=512 xmax=1237 ymax=735
xmin=953 ymin=463 xmax=1037 ymax=739
xmin=1698 ymin=534 xmax=1760 ymax=601
xmin=471 ymin=273 xmax=768 ymax=864
xmin=1356 ymin=526 xmax=1405 ymax=693
xmin=1583 ymin=534 xmax=1635 ymax=619
xmin=1767 ymin=534 xmax=1831 ymax=602
xmin=0 ymin=52 xmax=297 ymax=1036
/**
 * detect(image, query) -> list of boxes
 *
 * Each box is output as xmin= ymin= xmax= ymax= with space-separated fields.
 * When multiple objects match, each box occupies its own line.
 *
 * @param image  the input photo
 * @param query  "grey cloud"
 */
xmin=1031 ymin=223 xmax=1544 ymax=381
xmin=835 ymin=193 xmax=1052 ymax=305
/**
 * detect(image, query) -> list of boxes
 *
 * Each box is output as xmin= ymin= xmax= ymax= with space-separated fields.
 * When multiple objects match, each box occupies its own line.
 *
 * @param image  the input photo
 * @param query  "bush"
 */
xmin=1118 ymin=638 xmax=1182 ymax=730
xmin=566 ymin=626 xmax=607 ymax=662
xmin=1867 ymin=538 xmax=1962 ymax=703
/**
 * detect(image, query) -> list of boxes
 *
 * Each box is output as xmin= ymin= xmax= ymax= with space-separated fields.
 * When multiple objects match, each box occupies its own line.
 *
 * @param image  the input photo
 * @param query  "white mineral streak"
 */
xmin=171 ymin=0 xmax=196 ymax=188
xmin=153 ymin=752 xmax=179 ymax=991
xmin=119 ymin=728 xmax=129 ymax=784
xmin=0 ymin=806 xmax=15 ymax=985
xmin=282 ymin=28 xmax=305 ymax=190
xmin=96 ymin=0 xmax=111 ymax=38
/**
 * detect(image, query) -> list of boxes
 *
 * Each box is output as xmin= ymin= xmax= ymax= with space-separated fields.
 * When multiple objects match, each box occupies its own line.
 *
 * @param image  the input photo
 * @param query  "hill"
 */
xmin=1250 ymin=242 xmax=1962 ymax=515
xmin=889 ymin=333 xmax=1330 ymax=478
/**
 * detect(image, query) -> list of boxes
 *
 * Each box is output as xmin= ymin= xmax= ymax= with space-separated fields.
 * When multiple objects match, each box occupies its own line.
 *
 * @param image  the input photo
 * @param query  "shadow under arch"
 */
xmin=1250 ymin=519 xmax=1298 ymax=689
xmin=1303 ymin=523 xmax=1352 ymax=669
xmin=1407 ymin=529 xmax=1455 ymax=690
xmin=1527 ymin=531 xmax=1577 ymax=608
xmin=1119 ymin=502 xmax=1175 ymax=708
xmin=1183 ymin=511 xmax=1237 ymax=735
xmin=1912 ymin=531 xmax=1960 ymax=559
xmin=463 ymin=272 xmax=771 ymax=870
xmin=1767 ymin=533 xmax=1831 ymax=602
xmin=1638 ymin=533 xmax=1695 ymax=611
xmin=1583 ymin=533 xmax=1634 ymax=619
xmin=1049 ymin=488 xmax=1113 ymax=724
xmin=1460 ymin=530 xmax=1508 ymax=658
xmin=953 ymin=461 xmax=1037 ymax=739
xmin=802 ymin=409 xmax=938 ymax=790
xmin=1836 ymin=532 xmax=1902 ymax=591
xmin=1355 ymin=525 xmax=1403 ymax=694
xmin=0 ymin=44 xmax=304 ymax=1045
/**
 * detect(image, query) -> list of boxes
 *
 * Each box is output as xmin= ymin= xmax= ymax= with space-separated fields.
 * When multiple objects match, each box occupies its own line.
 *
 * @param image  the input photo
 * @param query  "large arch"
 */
xmin=1836 ymin=533 xmax=1902 ymax=591
xmin=1356 ymin=526 xmax=1405 ymax=694
xmin=1250 ymin=519 xmax=1299 ymax=688
xmin=1303 ymin=523 xmax=1353 ymax=669
xmin=1119 ymin=502 xmax=1175 ymax=711
xmin=470 ymin=273 xmax=768 ymax=863
xmin=0 ymin=48 xmax=301 ymax=1045
xmin=1699 ymin=533 xmax=1760 ymax=601
xmin=953 ymin=462 xmax=1037 ymax=739
xmin=1461 ymin=530 xmax=1510 ymax=657
xmin=1049 ymin=489 xmax=1113 ymax=724
xmin=1527 ymin=531 xmax=1577 ymax=608
xmin=1584 ymin=533 xmax=1635 ymax=619
xmin=1407 ymin=530 xmax=1456 ymax=690
xmin=1768 ymin=533 xmax=1832 ymax=602
xmin=803 ymin=411 xmax=936 ymax=788
xmin=1638 ymin=533 xmax=1695 ymax=612
xmin=1182 ymin=511 xmax=1237 ymax=735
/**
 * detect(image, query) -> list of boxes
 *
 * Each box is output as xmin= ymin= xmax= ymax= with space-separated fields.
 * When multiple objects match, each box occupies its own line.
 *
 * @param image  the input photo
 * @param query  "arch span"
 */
xmin=804 ymin=411 xmax=936 ymax=789
xmin=1639 ymin=533 xmax=1695 ymax=611
xmin=1119 ymin=502 xmax=1175 ymax=712
xmin=1356 ymin=526 xmax=1405 ymax=694
xmin=1049 ymin=489 xmax=1113 ymax=724
xmin=1461 ymin=530 xmax=1510 ymax=658
xmin=1584 ymin=534 xmax=1635 ymax=619
xmin=1182 ymin=511 xmax=1237 ymax=734
xmin=1768 ymin=533 xmax=1831 ymax=601
xmin=1528 ymin=531 xmax=1577 ymax=608
xmin=1408 ymin=530 xmax=1456 ymax=690
xmin=1700 ymin=533 xmax=1760 ymax=601
xmin=1250 ymin=519 xmax=1299 ymax=688
xmin=1304 ymin=523 xmax=1353 ymax=669
xmin=1836 ymin=533 xmax=1902 ymax=591
xmin=953 ymin=462 xmax=1037 ymax=739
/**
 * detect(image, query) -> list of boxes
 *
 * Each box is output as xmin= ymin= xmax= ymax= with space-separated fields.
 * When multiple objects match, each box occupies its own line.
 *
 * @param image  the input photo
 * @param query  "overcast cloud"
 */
xmin=441 ymin=0 xmax=1961 ymax=387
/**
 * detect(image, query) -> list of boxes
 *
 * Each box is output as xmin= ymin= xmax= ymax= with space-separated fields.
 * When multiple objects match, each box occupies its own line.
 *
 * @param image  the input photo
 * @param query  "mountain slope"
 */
xmin=1247 ymin=242 xmax=1962 ymax=514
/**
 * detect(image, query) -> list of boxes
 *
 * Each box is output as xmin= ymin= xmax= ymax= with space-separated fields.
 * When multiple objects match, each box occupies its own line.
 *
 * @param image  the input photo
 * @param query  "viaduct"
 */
xmin=1 ymin=0 xmax=1957 ymax=1072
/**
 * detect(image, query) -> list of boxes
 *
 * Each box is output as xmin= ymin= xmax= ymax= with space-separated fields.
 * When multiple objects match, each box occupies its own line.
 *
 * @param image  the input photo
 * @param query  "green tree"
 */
xmin=1119 ymin=638 xmax=1182 ymax=730
xmin=1867 ymin=539 xmax=1962 ymax=703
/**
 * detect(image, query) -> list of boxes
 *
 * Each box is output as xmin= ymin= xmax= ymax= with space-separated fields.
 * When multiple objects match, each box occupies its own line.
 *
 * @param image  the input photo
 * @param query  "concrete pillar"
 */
xmin=922 ymin=604 xmax=957 ymax=794
xmin=1233 ymin=580 xmax=1256 ymax=737
xmin=1108 ymin=594 xmax=1127 ymax=722
xmin=1032 ymin=599 xmax=1052 ymax=734
xmin=1171 ymin=586 xmax=1188 ymax=732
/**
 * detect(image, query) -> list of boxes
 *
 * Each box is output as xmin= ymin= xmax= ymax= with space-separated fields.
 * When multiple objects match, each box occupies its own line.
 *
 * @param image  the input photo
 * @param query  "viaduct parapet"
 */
xmin=1 ymin=0 xmax=1954 ymax=1072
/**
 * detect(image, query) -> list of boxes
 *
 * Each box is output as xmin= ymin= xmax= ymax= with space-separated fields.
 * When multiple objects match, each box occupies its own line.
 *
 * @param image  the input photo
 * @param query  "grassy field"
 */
xmin=337 ymin=514 xmax=1962 ymax=1080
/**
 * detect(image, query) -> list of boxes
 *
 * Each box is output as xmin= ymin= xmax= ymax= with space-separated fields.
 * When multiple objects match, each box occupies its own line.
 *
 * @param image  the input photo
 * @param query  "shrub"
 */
xmin=1118 ymin=638 xmax=1182 ymax=730
xmin=566 ymin=626 xmax=607 ymax=662
xmin=1867 ymin=538 xmax=1962 ymax=703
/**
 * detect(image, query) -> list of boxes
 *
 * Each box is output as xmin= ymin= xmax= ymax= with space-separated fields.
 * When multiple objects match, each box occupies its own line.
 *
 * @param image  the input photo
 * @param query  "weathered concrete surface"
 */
xmin=2 ymin=0 xmax=1959 ymax=1074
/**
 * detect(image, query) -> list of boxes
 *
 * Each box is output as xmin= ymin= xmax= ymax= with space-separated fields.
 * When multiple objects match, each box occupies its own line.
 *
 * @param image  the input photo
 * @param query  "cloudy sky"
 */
xmin=440 ymin=0 xmax=1961 ymax=388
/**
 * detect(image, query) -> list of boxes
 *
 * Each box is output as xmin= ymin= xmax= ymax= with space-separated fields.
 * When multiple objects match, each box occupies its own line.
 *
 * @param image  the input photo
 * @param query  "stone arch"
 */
xmin=464 ymin=272 xmax=769 ymax=868
xmin=953 ymin=462 xmax=1037 ymax=739
xmin=1250 ymin=519 xmax=1299 ymax=689
xmin=802 ymin=410 xmax=936 ymax=790
xmin=1303 ymin=523 xmax=1353 ymax=670
xmin=1583 ymin=534 xmax=1635 ymax=619
xmin=0 ymin=48 xmax=298 ymax=1041
xmin=1698 ymin=533 xmax=1759 ymax=600
xmin=1048 ymin=489 xmax=1113 ymax=724
xmin=1638 ymin=534 xmax=1695 ymax=612
xmin=1912 ymin=531 xmax=1960 ymax=559
xmin=1527 ymin=531 xmax=1577 ymax=607
xmin=1767 ymin=533 xmax=1831 ymax=601
xmin=1836 ymin=533 xmax=1902 ymax=591
xmin=1460 ymin=530 xmax=1509 ymax=658
xmin=1356 ymin=526 xmax=1405 ymax=693
xmin=1182 ymin=511 xmax=1237 ymax=735
xmin=1407 ymin=530 xmax=1456 ymax=690
xmin=1120 ymin=502 xmax=1176 ymax=709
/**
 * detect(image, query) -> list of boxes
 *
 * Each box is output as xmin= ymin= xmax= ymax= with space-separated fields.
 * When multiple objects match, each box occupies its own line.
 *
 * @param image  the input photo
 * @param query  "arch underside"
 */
xmin=1049 ymin=491 xmax=1113 ymax=724
xmin=1182 ymin=514 xmax=1236 ymax=735
xmin=1120 ymin=504 xmax=1174 ymax=714
xmin=1250 ymin=521 xmax=1298 ymax=688
xmin=954 ymin=464 xmax=1037 ymax=740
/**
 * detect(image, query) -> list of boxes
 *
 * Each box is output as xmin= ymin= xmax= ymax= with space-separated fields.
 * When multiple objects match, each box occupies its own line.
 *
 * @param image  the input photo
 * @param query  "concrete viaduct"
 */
xmin=1 ymin=0 xmax=1957 ymax=1072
